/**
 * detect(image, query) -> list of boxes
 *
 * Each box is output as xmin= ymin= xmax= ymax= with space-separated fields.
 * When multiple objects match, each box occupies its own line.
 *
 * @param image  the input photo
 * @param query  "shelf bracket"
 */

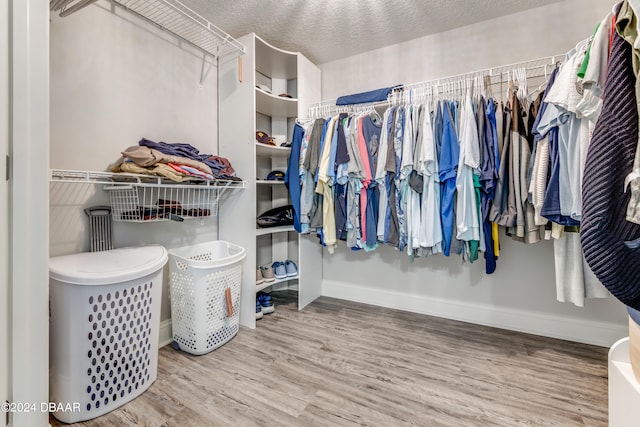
xmin=200 ymin=51 xmax=217 ymax=86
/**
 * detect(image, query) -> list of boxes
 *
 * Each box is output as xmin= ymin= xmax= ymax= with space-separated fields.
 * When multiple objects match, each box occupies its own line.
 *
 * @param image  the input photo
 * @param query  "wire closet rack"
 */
xmin=309 ymin=54 xmax=566 ymax=117
xmin=50 ymin=169 xmax=246 ymax=223
xmin=50 ymin=0 xmax=246 ymax=59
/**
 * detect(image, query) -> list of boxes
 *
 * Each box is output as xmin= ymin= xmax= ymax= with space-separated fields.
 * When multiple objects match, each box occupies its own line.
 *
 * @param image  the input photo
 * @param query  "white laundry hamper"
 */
xmin=168 ymin=241 xmax=245 ymax=355
xmin=49 ymin=245 xmax=167 ymax=423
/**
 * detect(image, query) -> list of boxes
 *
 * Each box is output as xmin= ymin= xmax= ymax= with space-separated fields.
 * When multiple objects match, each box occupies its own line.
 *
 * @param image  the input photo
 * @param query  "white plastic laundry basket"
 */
xmin=49 ymin=245 xmax=167 ymax=423
xmin=168 ymin=241 xmax=245 ymax=355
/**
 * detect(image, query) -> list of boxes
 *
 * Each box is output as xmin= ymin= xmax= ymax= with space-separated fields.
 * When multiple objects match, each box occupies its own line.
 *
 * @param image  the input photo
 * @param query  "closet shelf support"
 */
xmin=200 ymin=51 xmax=217 ymax=86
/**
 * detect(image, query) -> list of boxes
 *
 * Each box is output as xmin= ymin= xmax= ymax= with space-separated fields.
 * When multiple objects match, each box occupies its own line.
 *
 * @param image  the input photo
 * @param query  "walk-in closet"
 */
xmin=3 ymin=0 xmax=640 ymax=426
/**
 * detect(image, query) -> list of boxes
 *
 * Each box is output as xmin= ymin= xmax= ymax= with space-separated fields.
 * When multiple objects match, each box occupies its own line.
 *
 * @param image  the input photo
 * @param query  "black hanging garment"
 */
xmin=581 ymin=24 xmax=640 ymax=310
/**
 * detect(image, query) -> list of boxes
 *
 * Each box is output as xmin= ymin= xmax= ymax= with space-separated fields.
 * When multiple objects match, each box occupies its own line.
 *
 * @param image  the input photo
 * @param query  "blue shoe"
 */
xmin=272 ymin=261 xmax=287 ymax=279
xmin=285 ymin=260 xmax=298 ymax=277
xmin=256 ymin=298 xmax=263 ymax=320
xmin=257 ymin=292 xmax=275 ymax=315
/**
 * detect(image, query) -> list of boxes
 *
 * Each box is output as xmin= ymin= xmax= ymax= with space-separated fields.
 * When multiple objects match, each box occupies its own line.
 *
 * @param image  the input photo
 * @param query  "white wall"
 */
xmin=50 ymin=1 xmax=220 ymax=321
xmin=321 ymin=1 xmax=614 ymax=99
xmin=319 ymin=0 xmax=627 ymax=347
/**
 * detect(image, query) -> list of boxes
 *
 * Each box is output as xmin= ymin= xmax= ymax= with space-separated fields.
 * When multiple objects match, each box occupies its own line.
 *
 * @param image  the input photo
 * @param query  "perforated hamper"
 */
xmin=168 ymin=241 xmax=246 ymax=355
xmin=49 ymin=245 xmax=167 ymax=423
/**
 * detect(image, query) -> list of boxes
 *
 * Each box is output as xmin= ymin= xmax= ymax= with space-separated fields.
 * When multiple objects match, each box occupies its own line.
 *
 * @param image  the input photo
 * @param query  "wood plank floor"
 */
xmin=51 ymin=291 xmax=609 ymax=426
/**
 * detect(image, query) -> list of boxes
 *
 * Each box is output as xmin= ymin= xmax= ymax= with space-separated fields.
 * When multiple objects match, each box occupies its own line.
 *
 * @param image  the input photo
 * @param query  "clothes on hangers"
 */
xmin=390 ymin=107 xmax=405 ymax=249
xmin=300 ymin=118 xmax=325 ymax=232
xmin=456 ymin=90 xmax=481 ymax=261
xmin=618 ymin=0 xmax=640 ymax=224
xmin=582 ymin=5 xmax=640 ymax=311
xmin=576 ymin=11 xmax=614 ymax=121
xmin=376 ymin=108 xmax=393 ymax=242
xmin=360 ymin=113 xmax=383 ymax=251
xmin=289 ymin=10 xmax=628 ymax=308
xmin=292 ymin=94 xmax=501 ymax=264
xmin=526 ymin=26 xmax=614 ymax=306
xmin=541 ymin=40 xmax=591 ymax=223
xmin=316 ymin=115 xmax=338 ymax=253
xmin=285 ymin=123 xmax=306 ymax=233
xmin=480 ymin=97 xmax=499 ymax=273
xmin=417 ymin=102 xmax=443 ymax=255
xmin=439 ymin=101 xmax=460 ymax=256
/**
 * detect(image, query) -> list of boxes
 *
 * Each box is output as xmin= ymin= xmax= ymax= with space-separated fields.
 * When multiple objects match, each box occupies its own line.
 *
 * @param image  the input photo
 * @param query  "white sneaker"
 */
xmin=256 ymin=268 xmax=265 ymax=285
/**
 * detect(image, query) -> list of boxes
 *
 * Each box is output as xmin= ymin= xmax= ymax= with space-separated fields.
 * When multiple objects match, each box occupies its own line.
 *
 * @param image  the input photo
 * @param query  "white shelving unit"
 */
xmin=256 ymin=180 xmax=285 ymax=185
xmin=219 ymin=33 xmax=322 ymax=329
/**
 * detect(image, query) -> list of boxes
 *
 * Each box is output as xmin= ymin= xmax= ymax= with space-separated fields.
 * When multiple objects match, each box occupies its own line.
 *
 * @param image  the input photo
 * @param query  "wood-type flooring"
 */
xmin=51 ymin=291 xmax=609 ymax=426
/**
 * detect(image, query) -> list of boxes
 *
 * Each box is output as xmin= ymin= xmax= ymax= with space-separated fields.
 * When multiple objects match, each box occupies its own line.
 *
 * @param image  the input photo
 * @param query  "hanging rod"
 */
xmin=111 ymin=0 xmax=245 ymax=59
xmin=52 ymin=0 xmax=246 ymax=59
xmin=50 ymin=0 xmax=98 ymax=16
xmin=402 ymin=54 xmax=565 ymax=90
xmin=310 ymin=53 xmax=565 ymax=113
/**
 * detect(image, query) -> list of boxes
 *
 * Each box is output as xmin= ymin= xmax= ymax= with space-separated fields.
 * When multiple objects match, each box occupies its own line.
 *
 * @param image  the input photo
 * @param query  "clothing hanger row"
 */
xmin=308 ymin=56 xmax=562 ymax=117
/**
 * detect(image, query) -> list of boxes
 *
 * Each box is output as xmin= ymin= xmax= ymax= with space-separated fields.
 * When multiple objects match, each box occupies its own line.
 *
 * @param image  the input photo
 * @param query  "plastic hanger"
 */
xmin=529 ymin=63 xmax=549 ymax=98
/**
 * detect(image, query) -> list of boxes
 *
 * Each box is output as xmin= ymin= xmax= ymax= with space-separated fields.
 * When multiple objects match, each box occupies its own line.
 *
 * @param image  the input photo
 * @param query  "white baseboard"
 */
xmin=159 ymin=319 xmax=173 ymax=348
xmin=322 ymin=280 xmax=627 ymax=348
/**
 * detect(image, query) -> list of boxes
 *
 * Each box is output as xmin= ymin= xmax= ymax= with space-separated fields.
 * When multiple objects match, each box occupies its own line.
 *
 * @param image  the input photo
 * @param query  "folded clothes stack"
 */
xmin=109 ymin=138 xmax=242 ymax=183
xmin=157 ymin=199 xmax=210 ymax=217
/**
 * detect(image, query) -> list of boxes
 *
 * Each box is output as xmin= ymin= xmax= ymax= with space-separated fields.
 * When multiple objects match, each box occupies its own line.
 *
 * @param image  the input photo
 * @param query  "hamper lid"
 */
xmin=49 ymin=245 xmax=168 ymax=285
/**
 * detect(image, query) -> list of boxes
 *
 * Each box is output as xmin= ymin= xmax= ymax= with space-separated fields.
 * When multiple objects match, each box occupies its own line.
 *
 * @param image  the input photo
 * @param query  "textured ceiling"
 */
xmin=179 ymin=0 xmax=565 ymax=64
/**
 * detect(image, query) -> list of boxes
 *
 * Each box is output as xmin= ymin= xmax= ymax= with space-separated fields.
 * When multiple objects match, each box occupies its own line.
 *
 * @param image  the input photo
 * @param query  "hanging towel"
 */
xmin=336 ymin=85 xmax=402 ymax=106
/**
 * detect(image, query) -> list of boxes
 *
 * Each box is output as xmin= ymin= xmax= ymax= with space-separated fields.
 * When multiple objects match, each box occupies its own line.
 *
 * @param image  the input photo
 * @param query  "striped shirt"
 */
xmin=581 ymin=25 xmax=640 ymax=309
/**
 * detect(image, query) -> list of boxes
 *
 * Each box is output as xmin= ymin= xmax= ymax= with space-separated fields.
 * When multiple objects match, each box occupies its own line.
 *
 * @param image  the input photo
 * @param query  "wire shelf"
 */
xmin=50 ymin=169 xmax=246 ymax=222
xmin=112 ymin=0 xmax=245 ymax=58
xmin=51 ymin=0 xmax=245 ymax=58
xmin=105 ymin=184 xmax=220 ymax=222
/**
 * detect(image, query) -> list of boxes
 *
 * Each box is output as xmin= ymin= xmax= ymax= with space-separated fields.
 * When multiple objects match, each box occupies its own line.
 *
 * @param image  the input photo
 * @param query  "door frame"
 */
xmin=8 ymin=0 xmax=49 ymax=426
xmin=1 ymin=0 xmax=9 ymax=422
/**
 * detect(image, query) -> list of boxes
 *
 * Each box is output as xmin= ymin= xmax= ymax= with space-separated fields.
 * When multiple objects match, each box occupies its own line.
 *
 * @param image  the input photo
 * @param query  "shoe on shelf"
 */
xmin=260 ymin=265 xmax=276 ymax=282
xmin=256 ymin=268 xmax=265 ymax=285
xmin=285 ymin=260 xmax=298 ymax=277
xmin=272 ymin=261 xmax=287 ymax=279
xmin=257 ymin=292 xmax=275 ymax=315
xmin=256 ymin=298 xmax=263 ymax=320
